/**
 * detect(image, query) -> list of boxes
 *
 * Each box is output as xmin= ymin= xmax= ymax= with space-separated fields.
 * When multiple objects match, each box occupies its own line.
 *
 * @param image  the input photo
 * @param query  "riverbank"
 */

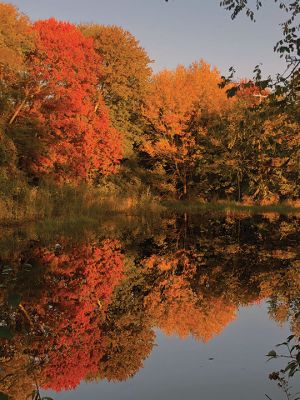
xmin=162 ymin=200 xmax=300 ymax=216
xmin=1 ymin=187 xmax=299 ymax=226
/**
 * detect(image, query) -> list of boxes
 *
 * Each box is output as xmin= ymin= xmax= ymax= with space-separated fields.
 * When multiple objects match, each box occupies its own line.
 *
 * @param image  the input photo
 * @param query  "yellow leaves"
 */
xmin=271 ymin=249 xmax=297 ymax=260
xmin=144 ymin=61 xmax=230 ymax=137
xmin=0 ymin=3 xmax=35 ymax=73
xmin=144 ymin=138 xmax=177 ymax=157
xmin=142 ymin=59 xmax=232 ymax=197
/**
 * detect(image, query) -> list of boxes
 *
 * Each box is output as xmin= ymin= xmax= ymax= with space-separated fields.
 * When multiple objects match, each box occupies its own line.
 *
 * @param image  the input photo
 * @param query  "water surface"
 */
xmin=0 ymin=212 xmax=299 ymax=399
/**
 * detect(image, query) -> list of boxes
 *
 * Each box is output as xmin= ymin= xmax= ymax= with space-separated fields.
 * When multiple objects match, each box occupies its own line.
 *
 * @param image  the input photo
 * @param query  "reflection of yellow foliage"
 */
xmin=0 ymin=352 xmax=42 ymax=400
xmin=145 ymin=277 xmax=237 ymax=341
xmin=270 ymin=303 xmax=289 ymax=326
xmin=97 ymin=318 xmax=155 ymax=382
xmin=258 ymin=268 xmax=300 ymax=300
xmin=156 ymin=296 xmax=236 ymax=342
xmin=271 ymin=250 xmax=297 ymax=260
xmin=143 ymin=251 xmax=236 ymax=342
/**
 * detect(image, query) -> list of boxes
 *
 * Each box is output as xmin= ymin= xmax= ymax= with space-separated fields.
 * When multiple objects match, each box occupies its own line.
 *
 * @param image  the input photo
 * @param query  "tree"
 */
xmin=142 ymin=60 xmax=231 ymax=197
xmin=220 ymin=0 xmax=299 ymax=101
xmin=0 ymin=3 xmax=34 ymax=77
xmin=80 ymin=24 xmax=152 ymax=156
xmin=7 ymin=18 xmax=122 ymax=183
xmin=0 ymin=2 xmax=34 ymax=149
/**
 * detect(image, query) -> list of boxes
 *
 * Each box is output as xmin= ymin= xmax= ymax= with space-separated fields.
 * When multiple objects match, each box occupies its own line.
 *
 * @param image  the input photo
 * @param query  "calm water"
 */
xmin=0 ymin=212 xmax=299 ymax=400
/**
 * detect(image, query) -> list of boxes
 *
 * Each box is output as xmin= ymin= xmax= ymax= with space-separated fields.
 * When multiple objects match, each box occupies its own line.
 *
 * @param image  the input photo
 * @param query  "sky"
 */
xmin=8 ymin=0 xmax=287 ymax=78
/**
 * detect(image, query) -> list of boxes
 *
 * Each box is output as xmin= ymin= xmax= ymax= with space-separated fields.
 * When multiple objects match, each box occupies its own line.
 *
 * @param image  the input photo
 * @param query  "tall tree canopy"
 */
xmin=142 ymin=60 xmax=231 ymax=197
xmin=8 ymin=18 xmax=123 ymax=182
xmin=0 ymin=3 xmax=34 ymax=74
xmin=80 ymin=24 xmax=152 ymax=155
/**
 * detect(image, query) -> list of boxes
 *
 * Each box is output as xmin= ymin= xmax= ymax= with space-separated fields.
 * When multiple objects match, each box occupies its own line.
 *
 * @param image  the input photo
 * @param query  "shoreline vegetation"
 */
xmin=0 ymin=184 xmax=299 ymax=226
xmin=0 ymin=3 xmax=299 ymax=226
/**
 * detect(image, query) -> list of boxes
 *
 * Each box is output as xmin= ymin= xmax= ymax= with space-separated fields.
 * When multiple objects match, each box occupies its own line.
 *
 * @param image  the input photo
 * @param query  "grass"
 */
xmin=161 ymin=199 xmax=300 ymax=215
xmin=1 ymin=183 xmax=300 ymax=227
xmin=0 ymin=183 xmax=163 ymax=225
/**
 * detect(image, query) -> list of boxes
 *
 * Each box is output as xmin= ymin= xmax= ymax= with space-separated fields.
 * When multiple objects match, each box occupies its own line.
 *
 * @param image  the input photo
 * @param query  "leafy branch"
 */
xmin=267 ymin=334 xmax=300 ymax=400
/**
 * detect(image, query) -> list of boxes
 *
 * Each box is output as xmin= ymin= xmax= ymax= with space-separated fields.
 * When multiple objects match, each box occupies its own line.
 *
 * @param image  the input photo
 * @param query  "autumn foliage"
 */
xmin=142 ymin=61 xmax=232 ymax=197
xmin=28 ymin=240 xmax=124 ymax=391
xmin=0 ymin=3 xmax=299 ymax=209
xmin=1 ymin=10 xmax=123 ymax=185
xmin=142 ymin=250 xmax=237 ymax=341
xmin=25 ymin=19 xmax=122 ymax=181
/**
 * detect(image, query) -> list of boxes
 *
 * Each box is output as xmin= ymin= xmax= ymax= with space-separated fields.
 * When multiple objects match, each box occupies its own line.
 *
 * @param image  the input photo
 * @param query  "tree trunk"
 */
xmin=9 ymin=96 xmax=28 ymax=125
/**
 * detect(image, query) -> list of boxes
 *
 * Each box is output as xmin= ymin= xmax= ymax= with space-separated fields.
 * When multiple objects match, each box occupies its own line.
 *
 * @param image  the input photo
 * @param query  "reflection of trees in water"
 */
xmin=0 ymin=214 xmax=299 ymax=397
xmin=0 ymin=239 xmax=124 ymax=397
xmin=142 ymin=250 xmax=237 ymax=341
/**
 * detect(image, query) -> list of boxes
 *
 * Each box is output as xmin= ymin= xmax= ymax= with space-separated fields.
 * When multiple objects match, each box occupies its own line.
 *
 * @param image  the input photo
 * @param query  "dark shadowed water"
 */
xmin=0 ymin=211 xmax=299 ymax=400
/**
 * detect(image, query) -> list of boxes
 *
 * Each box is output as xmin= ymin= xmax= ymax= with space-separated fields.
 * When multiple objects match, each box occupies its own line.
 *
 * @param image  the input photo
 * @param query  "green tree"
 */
xmin=80 ymin=24 xmax=153 ymax=156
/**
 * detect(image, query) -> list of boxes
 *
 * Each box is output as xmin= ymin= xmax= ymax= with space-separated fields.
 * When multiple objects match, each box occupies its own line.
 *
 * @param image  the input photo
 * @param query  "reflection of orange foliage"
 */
xmin=143 ymin=251 xmax=237 ymax=342
xmin=148 ymin=292 xmax=236 ymax=342
xmin=27 ymin=240 xmax=124 ymax=391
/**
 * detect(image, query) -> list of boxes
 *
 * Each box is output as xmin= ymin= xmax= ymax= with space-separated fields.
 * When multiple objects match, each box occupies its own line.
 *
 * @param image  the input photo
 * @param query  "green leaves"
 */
xmin=0 ymin=326 xmax=13 ymax=339
xmin=7 ymin=293 xmax=21 ymax=308
xmin=284 ymin=360 xmax=299 ymax=377
xmin=0 ymin=393 xmax=9 ymax=400
xmin=268 ymin=335 xmax=300 ymax=386
xmin=267 ymin=350 xmax=277 ymax=359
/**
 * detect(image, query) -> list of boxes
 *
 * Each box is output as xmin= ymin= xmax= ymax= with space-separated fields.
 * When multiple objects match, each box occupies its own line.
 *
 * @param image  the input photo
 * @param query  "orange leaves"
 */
xmin=143 ymin=138 xmax=178 ymax=158
xmin=142 ymin=60 xmax=231 ymax=196
xmin=236 ymin=79 xmax=269 ymax=106
xmin=26 ymin=19 xmax=122 ymax=182
xmin=31 ymin=239 xmax=124 ymax=391
xmin=142 ymin=250 xmax=237 ymax=342
xmin=144 ymin=66 xmax=195 ymax=136
xmin=143 ymin=61 xmax=230 ymax=138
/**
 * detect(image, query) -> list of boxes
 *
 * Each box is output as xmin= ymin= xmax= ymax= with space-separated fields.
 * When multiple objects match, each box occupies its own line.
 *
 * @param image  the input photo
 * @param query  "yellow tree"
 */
xmin=142 ymin=60 xmax=231 ymax=197
xmin=0 ymin=3 xmax=34 ymax=76
xmin=0 ymin=3 xmax=35 ymax=124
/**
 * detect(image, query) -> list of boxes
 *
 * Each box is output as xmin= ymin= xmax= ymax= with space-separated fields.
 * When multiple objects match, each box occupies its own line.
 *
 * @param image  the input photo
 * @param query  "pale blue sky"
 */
xmin=8 ymin=0 xmax=286 ymax=78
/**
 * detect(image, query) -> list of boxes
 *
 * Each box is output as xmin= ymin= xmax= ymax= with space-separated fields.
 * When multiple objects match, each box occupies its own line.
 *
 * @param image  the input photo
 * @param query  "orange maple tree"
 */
xmin=20 ymin=19 xmax=122 ymax=182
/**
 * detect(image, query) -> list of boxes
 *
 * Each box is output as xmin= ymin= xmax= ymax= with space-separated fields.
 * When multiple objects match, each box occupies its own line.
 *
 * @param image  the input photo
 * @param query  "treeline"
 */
xmin=0 ymin=3 xmax=299 ymax=221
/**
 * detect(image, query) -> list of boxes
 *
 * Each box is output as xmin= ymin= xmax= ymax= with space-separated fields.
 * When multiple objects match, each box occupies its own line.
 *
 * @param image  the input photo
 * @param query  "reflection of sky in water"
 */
xmin=43 ymin=302 xmax=293 ymax=400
